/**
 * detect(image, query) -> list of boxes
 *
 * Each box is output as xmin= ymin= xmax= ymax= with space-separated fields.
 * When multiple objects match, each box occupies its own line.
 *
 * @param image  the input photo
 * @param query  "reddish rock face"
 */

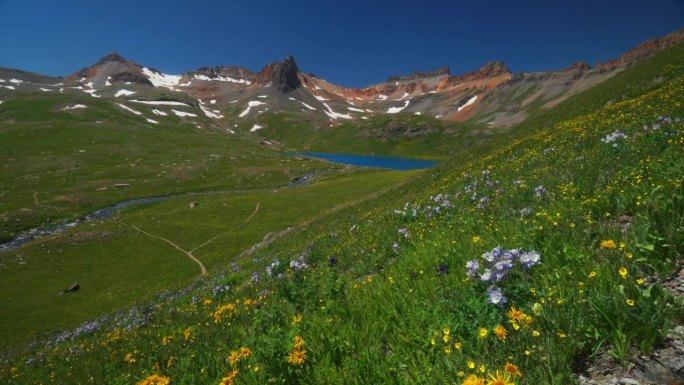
xmin=255 ymin=55 xmax=301 ymax=93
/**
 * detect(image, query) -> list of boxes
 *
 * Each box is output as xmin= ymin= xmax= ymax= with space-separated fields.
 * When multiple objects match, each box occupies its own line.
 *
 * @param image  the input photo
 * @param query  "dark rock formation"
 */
xmin=97 ymin=52 xmax=128 ymax=65
xmin=255 ymin=55 xmax=301 ymax=93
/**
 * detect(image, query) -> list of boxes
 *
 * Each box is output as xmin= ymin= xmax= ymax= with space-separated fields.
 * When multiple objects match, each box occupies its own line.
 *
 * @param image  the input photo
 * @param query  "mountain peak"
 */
xmin=255 ymin=55 xmax=301 ymax=93
xmin=479 ymin=61 xmax=511 ymax=76
xmin=97 ymin=52 xmax=128 ymax=65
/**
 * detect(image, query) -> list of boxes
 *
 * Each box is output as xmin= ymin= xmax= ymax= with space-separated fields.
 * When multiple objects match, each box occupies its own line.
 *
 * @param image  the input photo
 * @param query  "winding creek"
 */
xmin=1 ymin=153 xmax=437 ymax=252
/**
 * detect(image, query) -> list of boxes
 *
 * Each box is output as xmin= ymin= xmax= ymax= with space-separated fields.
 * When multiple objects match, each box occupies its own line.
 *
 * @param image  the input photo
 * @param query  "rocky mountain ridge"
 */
xmin=2 ymin=29 xmax=683 ymax=130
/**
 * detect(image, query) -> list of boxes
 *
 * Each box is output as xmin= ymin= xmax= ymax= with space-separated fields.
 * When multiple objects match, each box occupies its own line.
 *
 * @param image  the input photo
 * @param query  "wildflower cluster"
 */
xmin=466 ymin=247 xmax=541 ymax=306
xmin=600 ymin=129 xmax=628 ymax=145
xmin=460 ymin=363 xmax=522 ymax=385
xmin=136 ymin=374 xmax=171 ymax=385
xmin=287 ymin=336 xmax=307 ymax=365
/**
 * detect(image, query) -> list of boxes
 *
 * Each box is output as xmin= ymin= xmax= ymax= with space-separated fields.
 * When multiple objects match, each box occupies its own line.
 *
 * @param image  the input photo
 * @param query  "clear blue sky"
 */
xmin=1 ymin=0 xmax=682 ymax=87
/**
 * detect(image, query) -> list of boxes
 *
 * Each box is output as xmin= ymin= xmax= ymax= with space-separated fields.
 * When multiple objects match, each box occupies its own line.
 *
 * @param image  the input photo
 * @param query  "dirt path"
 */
xmin=126 ymin=202 xmax=262 ymax=276
xmin=190 ymin=202 xmax=260 ymax=253
xmin=130 ymin=224 xmax=208 ymax=276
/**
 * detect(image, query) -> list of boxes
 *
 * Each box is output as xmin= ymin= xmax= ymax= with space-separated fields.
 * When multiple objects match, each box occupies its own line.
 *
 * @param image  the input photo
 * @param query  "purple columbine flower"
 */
xmin=535 ymin=185 xmax=546 ymax=198
xmin=480 ymin=269 xmax=493 ymax=282
xmin=436 ymin=262 xmax=449 ymax=276
xmin=466 ymin=259 xmax=480 ymax=278
xmin=481 ymin=251 xmax=497 ymax=266
xmin=493 ymin=260 xmax=512 ymax=280
xmin=486 ymin=286 xmax=508 ymax=306
xmin=520 ymin=251 xmax=541 ymax=268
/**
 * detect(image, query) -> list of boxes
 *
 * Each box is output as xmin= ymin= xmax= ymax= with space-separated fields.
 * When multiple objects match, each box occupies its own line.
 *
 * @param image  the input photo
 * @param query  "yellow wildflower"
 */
xmin=219 ymin=369 xmax=239 ymax=385
xmin=600 ymin=240 xmax=617 ymax=249
xmin=626 ymin=299 xmax=635 ymax=306
xmin=461 ymin=374 xmax=486 ymax=385
xmin=472 ymin=235 xmax=481 ymax=244
xmin=487 ymin=370 xmax=514 ymax=385
xmin=287 ymin=348 xmax=307 ymax=365
xmin=240 ymin=347 xmax=251 ymax=359
xmin=494 ymin=325 xmax=508 ymax=341
xmin=136 ymin=374 xmax=171 ymax=385
xmin=292 ymin=314 xmax=303 ymax=324
xmin=504 ymin=362 xmax=522 ymax=377
xmin=467 ymin=360 xmax=476 ymax=369
xmin=479 ymin=328 xmax=489 ymax=338
xmin=293 ymin=336 xmax=305 ymax=349
xmin=619 ymin=267 xmax=628 ymax=279
xmin=183 ymin=328 xmax=192 ymax=341
xmin=229 ymin=350 xmax=241 ymax=366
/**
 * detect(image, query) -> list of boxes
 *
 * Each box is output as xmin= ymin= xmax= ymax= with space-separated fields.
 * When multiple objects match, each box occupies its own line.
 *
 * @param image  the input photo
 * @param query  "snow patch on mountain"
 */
xmin=289 ymin=97 xmax=316 ymax=111
xmin=314 ymin=95 xmax=329 ymax=101
xmin=250 ymin=124 xmax=263 ymax=132
xmin=83 ymin=89 xmax=101 ymax=98
xmin=457 ymin=95 xmax=478 ymax=112
xmin=322 ymin=103 xmax=352 ymax=120
xmin=146 ymin=118 xmax=159 ymax=124
xmin=152 ymin=109 xmax=167 ymax=116
xmin=199 ymin=103 xmax=224 ymax=119
xmin=193 ymin=74 xmax=250 ymax=84
xmin=131 ymin=100 xmax=190 ymax=107
xmin=172 ymin=110 xmax=197 ymax=117
xmin=9 ymin=79 xmax=23 ymax=84
xmin=239 ymin=100 xmax=267 ymax=118
xmin=347 ymin=107 xmax=364 ymax=112
xmin=387 ymin=100 xmax=410 ymax=114
xmin=117 ymin=103 xmax=142 ymax=115
xmin=40 ymin=88 xmax=52 ymax=92
xmin=142 ymin=67 xmax=181 ymax=88
xmin=62 ymin=104 xmax=87 ymax=111
xmin=115 ymin=89 xmax=136 ymax=97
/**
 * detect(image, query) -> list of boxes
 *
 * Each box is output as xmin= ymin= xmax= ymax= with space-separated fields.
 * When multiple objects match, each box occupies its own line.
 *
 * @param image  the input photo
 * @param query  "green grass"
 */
xmin=2 ymin=42 xmax=684 ymax=385
xmin=0 ymin=168 xmax=417 ymax=349
xmin=250 ymin=112 xmax=490 ymax=158
xmin=0 ymin=92 xmax=339 ymax=242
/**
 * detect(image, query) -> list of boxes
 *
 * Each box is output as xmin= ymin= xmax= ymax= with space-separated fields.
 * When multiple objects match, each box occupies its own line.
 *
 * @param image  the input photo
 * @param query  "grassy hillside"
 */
xmin=0 ymin=92 xmax=337 ymax=242
xmin=249 ymin=112 xmax=491 ymax=158
xmin=2 ymin=44 xmax=684 ymax=385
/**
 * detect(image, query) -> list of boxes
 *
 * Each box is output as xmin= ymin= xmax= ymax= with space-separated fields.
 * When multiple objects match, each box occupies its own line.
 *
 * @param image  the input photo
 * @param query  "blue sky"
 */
xmin=0 ymin=0 xmax=682 ymax=87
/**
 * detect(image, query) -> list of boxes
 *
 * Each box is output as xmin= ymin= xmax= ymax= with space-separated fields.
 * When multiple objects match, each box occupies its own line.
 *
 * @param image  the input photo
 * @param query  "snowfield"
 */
xmin=239 ymin=100 xmax=267 ymax=118
xmin=142 ymin=67 xmax=181 ymax=88
xmin=61 ymin=104 xmax=87 ymax=111
xmin=115 ymin=89 xmax=136 ymax=97
xmin=322 ymin=103 xmax=352 ymax=120
xmin=117 ymin=103 xmax=142 ymax=115
xmin=172 ymin=109 xmax=197 ymax=117
xmin=387 ymin=100 xmax=410 ymax=114
xmin=131 ymin=100 xmax=190 ymax=107
xmin=457 ymin=95 xmax=478 ymax=112
xmin=193 ymin=74 xmax=250 ymax=84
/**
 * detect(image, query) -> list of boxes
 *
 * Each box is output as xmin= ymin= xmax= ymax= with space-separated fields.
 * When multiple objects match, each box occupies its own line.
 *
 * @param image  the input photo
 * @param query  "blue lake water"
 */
xmin=296 ymin=152 xmax=437 ymax=170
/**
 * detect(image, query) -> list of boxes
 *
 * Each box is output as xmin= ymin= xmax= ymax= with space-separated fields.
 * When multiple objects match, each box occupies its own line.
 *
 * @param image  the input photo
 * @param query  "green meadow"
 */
xmin=1 ymin=43 xmax=684 ymax=385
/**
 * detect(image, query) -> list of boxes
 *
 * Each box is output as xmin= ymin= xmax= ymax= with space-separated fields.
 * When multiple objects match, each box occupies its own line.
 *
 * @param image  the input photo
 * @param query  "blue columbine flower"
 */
xmin=486 ymin=286 xmax=507 ymax=306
